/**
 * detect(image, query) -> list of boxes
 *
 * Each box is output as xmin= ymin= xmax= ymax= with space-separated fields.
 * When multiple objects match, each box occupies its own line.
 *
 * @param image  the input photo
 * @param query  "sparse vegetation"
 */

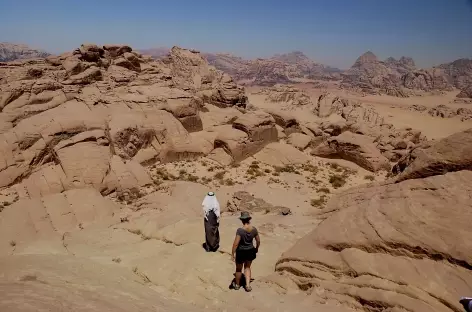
xmin=214 ymin=171 xmax=226 ymax=180
xmin=201 ymin=176 xmax=212 ymax=184
xmin=186 ymin=174 xmax=199 ymax=182
xmin=274 ymin=165 xmax=301 ymax=175
xmin=3 ymin=201 xmax=10 ymax=207
xmin=141 ymin=234 xmax=152 ymax=240
xmin=311 ymin=195 xmax=328 ymax=208
xmin=10 ymin=240 xmax=16 ymax=247
xmin=246 ymin=167 xmax=265 ymax=177
xmin=329 ymin=174 xmax=347 ymax=188
xmin=231 ymin=163 xmax=240 ymax=168
xmin=302 ymin=163 xmax=319 ymax=174
xmin=225 ymin=178 xmax=235 ymax=186
xmin=364 ymin=175 xmax=375 ymax=181
xmin=200 ymin=160 xmax=208 ymax=167
xmin=112 ymin=257 xmax=122 ymax=263
xmin=264 ymin=168 xmax=271 ymax=173
xmin=318 ymin=187 xmax=330 ymax=193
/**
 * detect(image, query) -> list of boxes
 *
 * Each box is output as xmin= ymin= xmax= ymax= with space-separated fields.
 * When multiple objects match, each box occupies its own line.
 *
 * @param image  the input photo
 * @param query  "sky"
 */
xmin=1 ymin=0 xmax=471 ymax=69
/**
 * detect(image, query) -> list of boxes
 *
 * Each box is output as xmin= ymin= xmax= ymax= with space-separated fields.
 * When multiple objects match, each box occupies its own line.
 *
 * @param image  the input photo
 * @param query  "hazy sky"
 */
xmin=1 ymin=0 xmax=471 ymax=69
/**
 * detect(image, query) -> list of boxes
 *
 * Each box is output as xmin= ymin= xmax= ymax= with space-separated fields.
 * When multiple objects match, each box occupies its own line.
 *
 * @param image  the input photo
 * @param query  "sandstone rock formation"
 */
xmin=0 ymin=43 xmax=257 ymax=200
xmin=313 ymin=92 xmax=425 ymax=162
xmin=260 ymin=85 xmax=312 ymax=109
xmin=456 ymin=85 xmax=472 ymax=99
xmin=268 ymin=170 xmax=472 ymax=312
xmin=312 ymin=131 xmax=390 ymax=172
xmin=205 ymin=51 xmax=342 ymax=86
xmin=439 ymin=58 xmax=472 ymax=90
xmin=226 ymin=191 xmax=291 ymax=215
xmin=341 ymin=51 xmax=453 ymax=96
xmin=409 ymin=104 xmax=472 ymax=121
xmin=393 ymin=128 xmax=472 ymax=181
xmin=0 ymin=42 xmax=50 ymax=62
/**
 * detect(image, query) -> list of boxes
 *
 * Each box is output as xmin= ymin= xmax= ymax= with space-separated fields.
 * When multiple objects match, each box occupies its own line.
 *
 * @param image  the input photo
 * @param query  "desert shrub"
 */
xmin=264 ymin=168 xmax=271 ymax=173
xmin=318 ymin=187 xmax=330 ymax=193
xmin=302 ymin=164 xmax=319 ymax=174
xmin=186 ymin=174 xmax=199 ymax=182
xmin=329 ymin=174 xmax=347 ymax=188
xmin=225 ymin=178 xmax=235 ymax=186
xmin=364 ymin=175 xmax=375 ymax=181
xmin=10 ymin=240 xmax=16 ymax=247
xmin=112 ymin=257 xmax=122 ymax=263
xmin=214 ymin=171 xmax=226 ymax=180
xmin=310 ymin=195 xmax=328 ymax=207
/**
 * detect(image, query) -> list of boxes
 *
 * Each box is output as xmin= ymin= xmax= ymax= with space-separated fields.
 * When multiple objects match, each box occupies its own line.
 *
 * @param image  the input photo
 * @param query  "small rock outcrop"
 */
xmin=312 ymin=131 xmax=390 ymax=172
xmin=393 ymin=128 xmax=472 ymax=182
xmin=227 ymin=191 xmax=291 ymax=215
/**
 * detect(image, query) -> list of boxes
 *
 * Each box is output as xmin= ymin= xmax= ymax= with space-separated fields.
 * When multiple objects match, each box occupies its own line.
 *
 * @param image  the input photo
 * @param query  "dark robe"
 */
xmin=204 ymin=210 xmax=220 ymax=252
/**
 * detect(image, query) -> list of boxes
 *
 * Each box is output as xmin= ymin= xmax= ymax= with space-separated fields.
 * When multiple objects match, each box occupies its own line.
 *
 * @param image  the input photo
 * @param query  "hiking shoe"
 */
xmin=244 ymin=285 xmax=252 ymax=292
xmin=232 ymin=281 xmax=240 ymax=290
xmin=460 ymin=297 xmax=472 ymax=312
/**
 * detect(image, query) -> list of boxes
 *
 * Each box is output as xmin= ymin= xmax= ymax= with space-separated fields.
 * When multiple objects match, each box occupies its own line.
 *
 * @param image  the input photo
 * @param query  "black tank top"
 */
xmin=236 ymin=227 xmax=258 ymax=250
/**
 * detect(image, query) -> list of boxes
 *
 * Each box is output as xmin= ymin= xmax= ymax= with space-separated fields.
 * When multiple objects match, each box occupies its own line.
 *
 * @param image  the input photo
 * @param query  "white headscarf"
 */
xmin=202 ymin=192 xmax=220 ymax=222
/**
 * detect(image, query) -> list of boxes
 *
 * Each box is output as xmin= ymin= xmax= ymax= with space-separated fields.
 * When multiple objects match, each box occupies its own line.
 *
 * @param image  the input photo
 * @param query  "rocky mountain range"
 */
xmin=0 ymin=42 xmax=471 ymax=312
xmin=340 ymin=51 xmax=454 ymax=97
xmin=0 ymin=42 xmax=50 ymax=62
xmin=2 ymin=42 xmax=471 ymax=99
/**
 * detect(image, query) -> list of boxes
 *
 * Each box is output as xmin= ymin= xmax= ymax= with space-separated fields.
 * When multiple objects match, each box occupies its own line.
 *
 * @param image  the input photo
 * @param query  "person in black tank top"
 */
xmin=231 ymin=211 xmax=261 ymax=292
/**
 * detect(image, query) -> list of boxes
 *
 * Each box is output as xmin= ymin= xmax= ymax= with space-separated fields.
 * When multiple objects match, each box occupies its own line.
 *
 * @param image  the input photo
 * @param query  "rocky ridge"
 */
xmin=341 ymin=51 xmax=453 ymax=97
xmin=0 ymin=43 xmax=50 ymax=62
xmin=204 ymin=51 xmax=342 ymax=86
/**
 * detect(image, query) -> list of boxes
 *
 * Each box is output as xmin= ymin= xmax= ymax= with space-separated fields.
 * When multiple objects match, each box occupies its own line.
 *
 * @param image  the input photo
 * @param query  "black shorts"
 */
xmin=236 ymin=248 xmax=257 ymax=264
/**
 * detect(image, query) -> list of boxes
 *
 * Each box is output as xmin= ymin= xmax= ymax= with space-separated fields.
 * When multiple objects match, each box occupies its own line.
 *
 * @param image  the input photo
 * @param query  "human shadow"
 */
xmin=228 ymin=273 xmax=255 ymax=290
xmin=202 ymin=242 xmax=219 ymax=252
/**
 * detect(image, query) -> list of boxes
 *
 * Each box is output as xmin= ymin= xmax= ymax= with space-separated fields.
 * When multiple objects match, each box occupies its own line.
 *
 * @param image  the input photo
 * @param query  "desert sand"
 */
xmin=0 ymin=43 xmax=471 ymax=312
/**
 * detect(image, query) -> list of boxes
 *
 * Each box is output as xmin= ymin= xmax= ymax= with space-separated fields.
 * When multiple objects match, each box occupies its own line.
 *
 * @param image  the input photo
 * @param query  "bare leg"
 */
xmin=235 ymin=263 xmax=243 ymax=287
xmin=244 ymin=261 xmax=252 ymax=290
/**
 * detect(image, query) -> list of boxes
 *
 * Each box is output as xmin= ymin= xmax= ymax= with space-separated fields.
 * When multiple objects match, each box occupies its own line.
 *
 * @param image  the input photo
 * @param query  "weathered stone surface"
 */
xmin=227 ymin=191 xmax=291 ymax=215
xmin=287 ymin=132 xmax=311 ymax=150
xmin=270 ymin=170 xmax=472 ymax=312
xmin=312 ymin=131 xmax=390 ymax=172
xmin=393 ymin=128 xmax=472 ymax=182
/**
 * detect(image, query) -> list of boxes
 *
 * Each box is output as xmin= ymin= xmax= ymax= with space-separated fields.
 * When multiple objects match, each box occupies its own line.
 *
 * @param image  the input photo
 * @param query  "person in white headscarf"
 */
xmin=202 ymin=191 xmax=221 ymax=252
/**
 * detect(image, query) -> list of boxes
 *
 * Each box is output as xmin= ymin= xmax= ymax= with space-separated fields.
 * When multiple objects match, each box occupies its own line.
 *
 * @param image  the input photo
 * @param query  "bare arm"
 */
xmin=231 ymin=234 xmax=241 ymax=261
xmin=255 ymin=234 xmax=261 ymax=250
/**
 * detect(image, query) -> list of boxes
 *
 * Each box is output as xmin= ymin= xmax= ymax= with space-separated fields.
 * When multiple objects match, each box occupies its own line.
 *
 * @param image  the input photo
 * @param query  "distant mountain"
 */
xmin=341 ymin=51 xmax=453 ymax=97
xmin=204 ymin=51 xmax=343 ymax=86
xmin=138 ymin=47 xmax=170 ymax=59
xmin=438 ymin=58 xmax=472 ymax=91
xmin=0 ymin=42 xmax=50 ymax=62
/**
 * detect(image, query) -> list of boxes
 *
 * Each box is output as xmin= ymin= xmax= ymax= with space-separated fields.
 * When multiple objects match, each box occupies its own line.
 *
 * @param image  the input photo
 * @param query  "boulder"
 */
xmin=103 ymin=44 xmax=133 ymax=58
xmin=254 ymin=142 xmax=311 ymax=166
xmin=287 ymin=133 xmax=311 ymax=150
xmin=227 ymin=191 xmax=291 ymax=215
xmin=312 ymin=131 xmax=390 ymax=172
xmin=270 ymin=170 xmax=472 ymax=312
xmin=62 ymin=66 xmax=102 ymax=85
xmin=394 ymin=128 xmax=472 ymax=182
